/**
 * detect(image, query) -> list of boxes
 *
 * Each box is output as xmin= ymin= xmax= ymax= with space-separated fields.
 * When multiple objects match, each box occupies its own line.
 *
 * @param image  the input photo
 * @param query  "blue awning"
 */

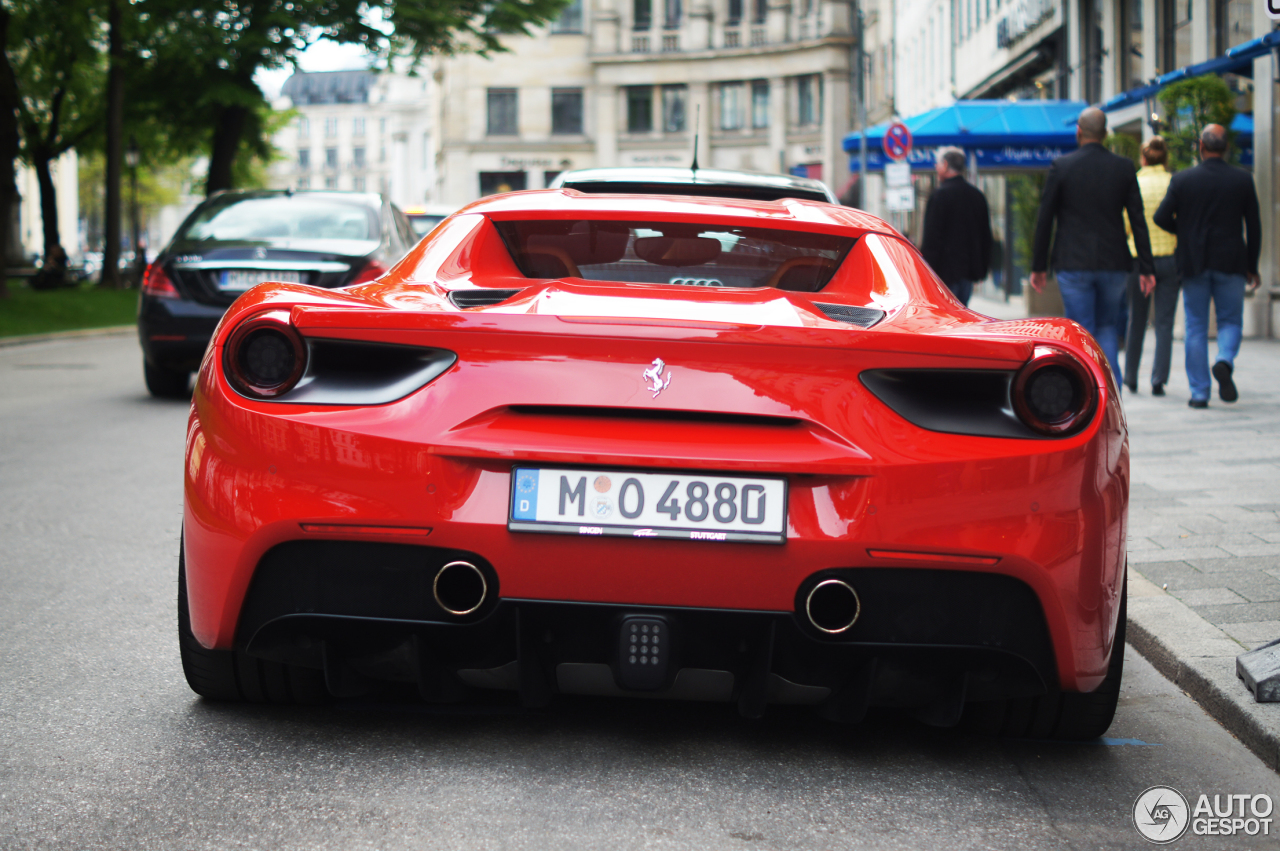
xmin=1099 ymin=31 xmax=1280 ymax=113
xmin=843 ymin=100 xmax=1087 ymax=172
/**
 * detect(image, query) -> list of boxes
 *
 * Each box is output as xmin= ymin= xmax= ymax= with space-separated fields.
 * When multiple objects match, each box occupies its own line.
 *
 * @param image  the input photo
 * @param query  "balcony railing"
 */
xmin=632 ymin=35 xmax=651 ymax=52
xmin=661 ymin=33 xmax=679 ymax=51
xmin=723 ymin=28 xmax=740 ymax=47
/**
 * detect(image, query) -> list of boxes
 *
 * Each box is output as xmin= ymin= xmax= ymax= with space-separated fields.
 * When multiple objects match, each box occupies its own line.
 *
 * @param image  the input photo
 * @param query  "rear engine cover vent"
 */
xmin=448 ymin=289 xmax=524 ymax=309
xmin=813 ymin=303 xmax=886 ymax=327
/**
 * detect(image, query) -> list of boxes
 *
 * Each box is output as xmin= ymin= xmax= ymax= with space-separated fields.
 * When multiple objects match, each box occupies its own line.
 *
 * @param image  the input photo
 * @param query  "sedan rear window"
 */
xmin=493 ymin=219 xmax=856 ymax=292
xmin=181 ymin=197 xmax=378 ymax=242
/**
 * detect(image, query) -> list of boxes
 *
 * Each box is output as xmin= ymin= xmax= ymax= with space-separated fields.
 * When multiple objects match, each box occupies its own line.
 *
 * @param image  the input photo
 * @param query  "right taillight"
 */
xmin=1012 ymin=345 xmax=1098 ymax=437
xmin=222 ymin=310 xmax=307 ymax=399
xmin=141 ymin=263 xmax=179 ymax=297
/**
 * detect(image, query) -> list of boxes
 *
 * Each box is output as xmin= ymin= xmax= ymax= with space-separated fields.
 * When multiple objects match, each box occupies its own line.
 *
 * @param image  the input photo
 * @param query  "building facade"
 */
xmin=433 ymin=0 xmax=857 ymax=207
xmin=270 ymin=69 xmax=435 ymax=210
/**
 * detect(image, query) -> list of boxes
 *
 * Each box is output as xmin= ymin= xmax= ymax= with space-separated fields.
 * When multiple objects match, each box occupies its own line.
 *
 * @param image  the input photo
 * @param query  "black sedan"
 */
xmin=138 ymin=190 xmax=419 ymax=397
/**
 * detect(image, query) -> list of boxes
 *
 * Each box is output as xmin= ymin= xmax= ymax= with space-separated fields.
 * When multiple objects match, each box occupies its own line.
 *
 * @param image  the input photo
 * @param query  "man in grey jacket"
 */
xmin=1030 ymin=107 xmax=1155 ymax=386
xmin=1153 ymin=124 xmax=1261 ymax=407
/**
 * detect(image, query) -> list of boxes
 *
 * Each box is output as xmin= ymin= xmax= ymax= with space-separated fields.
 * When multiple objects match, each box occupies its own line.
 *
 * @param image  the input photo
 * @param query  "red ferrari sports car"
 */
xmin=179 ymin=189 xmax=1128 ymax=739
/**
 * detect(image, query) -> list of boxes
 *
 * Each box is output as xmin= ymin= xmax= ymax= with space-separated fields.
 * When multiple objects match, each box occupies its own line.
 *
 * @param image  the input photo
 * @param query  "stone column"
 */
xmin=769 ymin=76 xmax=787 ymax=173
xmin=689 ymin=0 xmax=713 ymax=50
xmin=593 ymin=0 xmax=621 ymax=54
xmin=767 ymin=0 xmax=791 ymax=44
xmin=597 ymin=85 xmax=619 ymax=167
xmin=1189 ymin=0 xmax=1211 ymax=64
xmin=1065 ymin=0 xmax=1083 ymax=101
xmin=822 ymin=69 xmax=850 ymax=198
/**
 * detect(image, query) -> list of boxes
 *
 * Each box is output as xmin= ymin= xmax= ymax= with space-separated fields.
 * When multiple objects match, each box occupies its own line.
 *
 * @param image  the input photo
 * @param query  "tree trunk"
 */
xmin=100 ymin=0 xmax=124 ymax=288
xmin=205 ymin=103 xmax=250 ymax=196
xmin=28 ymin=152 xmax=66 ymax=289
xmin=0 ymin=9 xmax=20 ymax=299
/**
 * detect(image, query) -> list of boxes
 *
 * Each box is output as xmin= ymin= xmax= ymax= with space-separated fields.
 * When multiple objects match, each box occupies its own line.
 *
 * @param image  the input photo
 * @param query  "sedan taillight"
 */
xmin=223 ymin=310 xmax=307 ymax=399
xmin=141 ymin=263 xmax=179 ymax=297
xmin=1012 ymin=346 xmax=1099 ymax=437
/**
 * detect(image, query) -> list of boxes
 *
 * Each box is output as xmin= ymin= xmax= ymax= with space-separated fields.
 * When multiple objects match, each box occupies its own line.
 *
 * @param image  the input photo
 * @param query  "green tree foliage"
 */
xmin=133 ymin=0 xmax=573 ymax=196
xmin=1008 ymin=172 xmax=1045 ymax=285
xmin=1158 ymin=74 xmax=1237 ymax=171
xmin=1105 ymin=133 xmax=1141 ymax=167
xmin=8 ymin=0 xmax=105 ymax=286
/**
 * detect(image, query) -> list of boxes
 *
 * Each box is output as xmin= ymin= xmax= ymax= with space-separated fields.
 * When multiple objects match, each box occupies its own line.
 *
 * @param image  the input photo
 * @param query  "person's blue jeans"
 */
xmin=947 ymin=279 xmax=973 ymax=306
xmin=1056 ymin=270 xmax=1129 ymax=385
xmin=1182 ymin=270 xmax=1245 ymax=401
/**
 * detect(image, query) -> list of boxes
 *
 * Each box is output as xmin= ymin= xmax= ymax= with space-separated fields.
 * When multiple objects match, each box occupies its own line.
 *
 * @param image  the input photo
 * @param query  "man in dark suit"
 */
xmin=1153 ymin=124 xmax=1261 ymax=407
xmin=1030 ymin=107 xmax=1155 ymax=386
xmin=921 ymin=147 xmax=992 ymax=306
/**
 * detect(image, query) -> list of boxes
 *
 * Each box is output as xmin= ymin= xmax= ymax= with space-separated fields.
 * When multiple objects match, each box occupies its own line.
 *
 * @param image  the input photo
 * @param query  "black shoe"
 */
xmin=1188 ymin=398 xmax=1208 ymax=409
xmin=1124 ymin=380 xmax=1138 ymax=393
xmin=1212 ymin=360 xmax=1238 ymax=403
xmin=1151 ymin=383 xmax=1165 ymax=396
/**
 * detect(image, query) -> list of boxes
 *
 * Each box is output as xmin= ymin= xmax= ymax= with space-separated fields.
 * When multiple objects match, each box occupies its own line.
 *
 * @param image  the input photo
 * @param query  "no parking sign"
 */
xmin=884 ymin=122 xmax=913 ymax=161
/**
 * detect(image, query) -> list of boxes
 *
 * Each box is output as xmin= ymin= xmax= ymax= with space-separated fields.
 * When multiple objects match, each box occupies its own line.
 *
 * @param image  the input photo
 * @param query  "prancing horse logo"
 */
xmin=643 ymin=358 xmax=672 ymax=398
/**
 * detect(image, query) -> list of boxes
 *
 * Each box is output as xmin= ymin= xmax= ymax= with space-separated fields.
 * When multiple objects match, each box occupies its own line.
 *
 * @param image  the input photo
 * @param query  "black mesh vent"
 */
xmin=448 ymin=289 xmax=524 ymax=309
xmin=813 ymin=303 xmax=885 ymax=327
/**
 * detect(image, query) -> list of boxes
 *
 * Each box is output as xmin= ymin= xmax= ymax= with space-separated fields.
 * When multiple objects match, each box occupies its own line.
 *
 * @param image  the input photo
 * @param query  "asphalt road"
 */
xmin=1 ymin=334 xmax=1278 ymax=851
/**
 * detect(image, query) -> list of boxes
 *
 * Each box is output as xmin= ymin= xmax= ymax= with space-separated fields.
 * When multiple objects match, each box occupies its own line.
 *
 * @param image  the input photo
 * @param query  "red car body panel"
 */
xmin=183 ymin=190 xmax=1128 ymax=697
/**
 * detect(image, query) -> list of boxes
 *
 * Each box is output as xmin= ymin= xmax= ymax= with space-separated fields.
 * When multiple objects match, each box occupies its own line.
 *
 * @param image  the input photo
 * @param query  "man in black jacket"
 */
xmin=1031 ymin=107 xmax=1155 ymax=385
xmin=1153 ymin=124 xmax=1261 ymax=407
xmin=921 ymin=147 xmax=992 ymax=306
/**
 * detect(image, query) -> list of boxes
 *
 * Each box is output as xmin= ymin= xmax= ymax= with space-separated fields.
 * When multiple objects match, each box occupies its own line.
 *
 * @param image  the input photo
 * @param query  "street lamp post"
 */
xmin=125 ymin=136 xmax=142 ymax=285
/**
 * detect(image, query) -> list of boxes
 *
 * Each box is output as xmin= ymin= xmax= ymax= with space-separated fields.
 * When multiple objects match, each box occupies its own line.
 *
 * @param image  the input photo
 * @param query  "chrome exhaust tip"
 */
xmin=805 ymin=579 xmax=861 ymax=634
xmin=433 ymin=560 xmax=488 ymax=616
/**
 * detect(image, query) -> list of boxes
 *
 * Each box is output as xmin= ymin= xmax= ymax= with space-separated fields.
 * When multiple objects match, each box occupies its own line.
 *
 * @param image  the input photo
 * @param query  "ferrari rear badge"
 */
xmin=643 ymin=358 xmax=673 ymax=398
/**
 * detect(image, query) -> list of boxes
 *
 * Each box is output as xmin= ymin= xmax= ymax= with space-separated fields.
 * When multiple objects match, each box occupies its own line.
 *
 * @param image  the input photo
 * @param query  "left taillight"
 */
xmin=1012 ymin=345 xmax=1099 ymax=437
xmin=222 ymin=310 xmax=307 ymax=399
xmin=351 ymin=259 xmax=388 ymax=285
xmin=141 ymin=262 xmax=179 ymax=297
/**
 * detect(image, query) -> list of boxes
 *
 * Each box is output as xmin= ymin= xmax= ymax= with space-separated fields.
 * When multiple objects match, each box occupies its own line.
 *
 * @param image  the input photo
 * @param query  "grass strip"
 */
xmin=0 ymin=282 xmax=137 ymax=338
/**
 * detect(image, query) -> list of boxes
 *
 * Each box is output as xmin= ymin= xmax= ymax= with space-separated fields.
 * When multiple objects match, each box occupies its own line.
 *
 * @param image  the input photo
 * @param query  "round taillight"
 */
xmin=223 ymin=311 xmax=306 ymax=399
xmin=1012 ymin=346 xmax=1098 ymax=436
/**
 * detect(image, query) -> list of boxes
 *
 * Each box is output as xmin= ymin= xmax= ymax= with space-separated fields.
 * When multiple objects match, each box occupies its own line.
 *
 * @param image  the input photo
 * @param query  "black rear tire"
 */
xmin=962 ymin=574 xmax=1126 ymax=740
xmin=144 ymin=359 xmax=190 ymax=399
xmin=178 ymin=538 xmax=327 ymax=704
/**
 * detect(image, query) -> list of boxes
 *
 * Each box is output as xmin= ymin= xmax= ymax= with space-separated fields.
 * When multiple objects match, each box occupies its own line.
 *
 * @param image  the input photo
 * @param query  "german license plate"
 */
xmin=218 ymin=269 xmax=308 ymax=291
xmin=509 ymin=467 xmax=786 ymax=544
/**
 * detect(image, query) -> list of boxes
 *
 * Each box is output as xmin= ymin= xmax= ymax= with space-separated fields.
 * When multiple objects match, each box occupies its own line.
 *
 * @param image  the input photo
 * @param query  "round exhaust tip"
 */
xmin=805 ymin=579 xmax=861 ymax=634
xmin=433 ymin=561 xmax=488 ymax=616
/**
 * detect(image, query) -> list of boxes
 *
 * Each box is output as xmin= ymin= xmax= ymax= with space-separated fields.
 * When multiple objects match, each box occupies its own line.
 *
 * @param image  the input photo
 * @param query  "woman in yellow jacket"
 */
xmin=1125 ymin=137 xmax=1180 ymax=395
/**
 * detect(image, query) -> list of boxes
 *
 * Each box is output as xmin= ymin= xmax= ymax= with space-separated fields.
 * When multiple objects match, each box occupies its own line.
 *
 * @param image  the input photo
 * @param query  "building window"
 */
xmin=298 ymin=149 xmax=310 ymax=170
xmin=422 ymin=133 xmax=430 ymax=169
xmin=353 ymin=117 xmax=366 ymax=136
xmin=298 ymin=177 xmax=310 ymax=190
xmin=634 ymin=0 xmax=652 ymax=29
xmin=379 ymin=117 xmax=387 ymax=135
xmin=380 ymin=145 xmax=386 ymax=163
xmin=544 ymin=170 xmax=562 ymax=187
xmin=719 ymin=82 xmax=745 ymax=130
xmin=325 ymin=117 xmax=338 ymax=137
xmin=664 ymin=0 xmax=682 ymax=29
xmin=552 ymin=88 xmax=585 ymax=134
xmin=297 ymin=116 xmax=310 ymax=137
xmin=479 ymin=171 xmax=528 ymax=196
xmin=353 ymin=147 xmax=366 ymax=168
xmin=1160 ymin=0 xmax=1192 ymax=72
xmin=751 ymin=80 xmax=769 ymax=128
xmin=727 ymin=0 xmax=742 ymax=24
xmin=662 ymin=85 xmax=687 ymax=133
xmin=324 ymin=176 xmax=337 ymax=189
xmin=627 ymin=86 xmax=653 ymax=133
xmin=487 ymin=88 xmax=518 ymax=135
xmin=552 ymin=0 xmax=584 ymax=32
xmin=353 ymin=176 xmax=366 ymax=192
xmin=1215 ymin=0 xmax=1252 ymax=53
xmin=325 ymin=147 xmax=338 ymax=168
xmin=752 ymin=0 xmax=766 ymax=24
xmin=796 ymin=75 xmax=821 ymax=126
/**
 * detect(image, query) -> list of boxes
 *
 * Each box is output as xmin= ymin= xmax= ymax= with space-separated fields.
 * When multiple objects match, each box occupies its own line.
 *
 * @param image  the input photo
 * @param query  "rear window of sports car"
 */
xmin=492 ymin=220 xmax=856 ymax=292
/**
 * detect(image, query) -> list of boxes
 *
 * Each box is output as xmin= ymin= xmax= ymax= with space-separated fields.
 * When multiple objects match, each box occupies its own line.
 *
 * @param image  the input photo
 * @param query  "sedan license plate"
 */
xmin=509 ymin=467 xmax=786 ymax=544
xmin=218 ymin=269 xmax=308 ymax=291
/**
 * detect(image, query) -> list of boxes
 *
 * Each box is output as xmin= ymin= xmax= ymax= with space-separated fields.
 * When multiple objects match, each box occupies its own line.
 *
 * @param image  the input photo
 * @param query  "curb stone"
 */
xmin=0 ymin=325 xmax=135 ymax=349
xmin=1127 ymin=566 xmax=1280 ymax=771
